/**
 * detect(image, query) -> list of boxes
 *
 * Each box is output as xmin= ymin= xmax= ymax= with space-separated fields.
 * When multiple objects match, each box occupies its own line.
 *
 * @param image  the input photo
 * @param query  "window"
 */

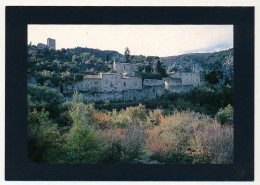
xmin=134 ymin=82 xmax=137 ymax=86
xmin=94 ymin=82 xmax=98 ymax=85
xmin=124 ymin=82 xmax=126 ymax=86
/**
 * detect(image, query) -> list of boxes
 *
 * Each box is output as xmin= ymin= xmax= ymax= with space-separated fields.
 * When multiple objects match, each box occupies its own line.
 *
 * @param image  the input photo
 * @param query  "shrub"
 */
xmin=100 ymin=129 xmax=125 ymax=163
xmin=73 ymin=74 xmax=84 ymax=82
xmin=146 ymin=109 xmax=164 ymax=127
xmin=93 ymin=112 xmax=112 ymax=129
xmin=146 ymin=129 xmax=171 ymax=155
xmin=111 ymin=104 xmax=147 ymax=128
xmin=125 ymin=104 xmax=147 ymax=122
xmin=215 ymin=104 xmax=234 ymax=124
xmin=124 ymin=123 xmax=146 ymax=161
xmin=153 ymin=111 xmax=233 ymax=164
xmin=27 ymin=84 xmax=63 ymax=117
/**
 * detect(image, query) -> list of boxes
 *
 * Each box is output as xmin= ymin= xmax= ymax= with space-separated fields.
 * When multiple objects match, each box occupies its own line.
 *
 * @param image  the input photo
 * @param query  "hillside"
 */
xmin=27 ymin=45 xmax=233 ymax=87
xmin=160 ymin=48 xmax=234 ymax=73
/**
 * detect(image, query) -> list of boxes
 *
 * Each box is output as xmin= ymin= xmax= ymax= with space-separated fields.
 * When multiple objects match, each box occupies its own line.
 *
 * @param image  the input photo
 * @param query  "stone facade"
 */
xmin=47 ymin=38 xmax=56 ymax=49
xmin=66 ymin=61 xmax=143 ymax=93
xmin=66 ymin=73 xmax=142 ymax=93
xmin=164 ymin=78 xmax=182 ymax=89
xmin=65 ymin=86 xmax=167 ymax=102
xmin=169 ymin=72 xmax=204 ymax=87
xmin=143 ymin=79 xmax=165 ymax=87
xmin=64 ymin=62 xmax=205 ymax=101
xmin=113 ymin=61 xmax=137 ymax=77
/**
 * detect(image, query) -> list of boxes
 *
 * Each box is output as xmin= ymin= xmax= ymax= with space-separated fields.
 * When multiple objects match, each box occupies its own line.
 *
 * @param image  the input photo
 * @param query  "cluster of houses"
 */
xmin=66 ymin=61 xmax=204 ymax=93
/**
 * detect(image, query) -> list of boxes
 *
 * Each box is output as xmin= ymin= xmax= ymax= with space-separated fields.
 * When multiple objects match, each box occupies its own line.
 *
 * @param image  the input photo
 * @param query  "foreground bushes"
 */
xmin=152 ymin=111 xmax=233 ymax=164
xmin=28 ymin=92 xmax=234 ymax=164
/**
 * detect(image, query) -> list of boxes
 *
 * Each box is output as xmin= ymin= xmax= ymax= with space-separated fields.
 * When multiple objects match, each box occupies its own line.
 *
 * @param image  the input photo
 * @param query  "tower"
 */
xmin=113 ymin=60 xmax=116 ymax=71
xmin=47 ymin=38 xmax=56 ymax=49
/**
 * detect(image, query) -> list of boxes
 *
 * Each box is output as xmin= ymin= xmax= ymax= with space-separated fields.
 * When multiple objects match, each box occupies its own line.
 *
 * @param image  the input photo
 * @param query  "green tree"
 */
xmin=145 ymin=65 xmax=152 ymax=73
xmin=124 ymin=47 xmax=131 ymax=63
xmin=204 ymin=70 xmax=223 ymax=84
xmin=216 ymin=104 xmax=234 ymax=124
xmin=105 ymin=54 xmax=110 ymax=62
xmin=156 ymin=60 xmax=167 ymax=77
xmin=27 ymin=84 xmax=63 ymax=117
xmin=59 ymin=81 xmax=63 ymax=93
xmin=65 ymin=95 xmax=106 ymax=163
xmin=28 ymin=109 xmax=63 ymax=163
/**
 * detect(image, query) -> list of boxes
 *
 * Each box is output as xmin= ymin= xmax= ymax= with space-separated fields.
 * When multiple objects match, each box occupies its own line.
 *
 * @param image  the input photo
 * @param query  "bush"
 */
xmin=28 ymin=84 xmax=63 ymax=117
xmin=124 ymin=123 xmax=146 ymax=161
xmin=111 ymin=104 xmax=147 ymax=128
xmin=73 ymin=74 xmax=84 ymax=82
xmin=152 ymin=111 xmax=233 ymax=164
xmin=216 ymin=104 xmax=234 ymax=124
xmin=93 ymin=112 xmax=112 ymax=129
xmin=100 ymin=129 xmax=125 ymax=163
xmin=147 ymin=109 xmax=164 ymax=127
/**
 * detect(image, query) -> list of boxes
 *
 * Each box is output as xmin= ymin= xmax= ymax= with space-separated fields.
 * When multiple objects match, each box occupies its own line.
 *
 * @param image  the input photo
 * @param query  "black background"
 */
xmin=5 ymin=6 xmax=254 ymax=181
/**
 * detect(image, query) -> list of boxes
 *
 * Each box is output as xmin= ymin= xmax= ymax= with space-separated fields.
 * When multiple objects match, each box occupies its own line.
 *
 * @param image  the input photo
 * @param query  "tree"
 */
xmin=28 ymin=109 xmax=63 ymax=163
xmin=59 ymin=81 xmax=63 ymax=93
xmin=145 ymin=65 xmax=152 ymax=73
xmin=27 ymin=84 xmax=63 ymax=117
xmin=203 ymin=70 xmax=223 ymax=84
xmin=156 ymin=60 xmax=167 ymax=77
xmin=105 ymin=54 xmax=110 ymax=62
xmin=216 ymin=104 xmax=234 ymax=124
xmin=124 ymin=47 xmax=131 ymax=63
xmin=65 ymin=98 xmax=106 ymax=163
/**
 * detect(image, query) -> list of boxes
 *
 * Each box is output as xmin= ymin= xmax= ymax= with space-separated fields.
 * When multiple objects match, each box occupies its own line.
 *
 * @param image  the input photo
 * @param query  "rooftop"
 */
xmin=102 ymin=73 xmax=122 ymax=75
xmin=122 ymin=76 xmax=141 ymax=79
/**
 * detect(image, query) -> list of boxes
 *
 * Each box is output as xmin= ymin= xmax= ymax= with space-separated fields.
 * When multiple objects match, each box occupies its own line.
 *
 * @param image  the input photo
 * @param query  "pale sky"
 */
xmin=28 ymin=25 xmax=233 ymax=57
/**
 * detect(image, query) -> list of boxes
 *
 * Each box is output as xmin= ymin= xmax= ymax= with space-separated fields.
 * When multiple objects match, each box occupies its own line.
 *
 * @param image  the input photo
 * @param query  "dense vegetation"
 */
xmin=27 ymin=45 xmax=234 ymax=164
xmin=28 ymin=88 xmax=233 ymax=164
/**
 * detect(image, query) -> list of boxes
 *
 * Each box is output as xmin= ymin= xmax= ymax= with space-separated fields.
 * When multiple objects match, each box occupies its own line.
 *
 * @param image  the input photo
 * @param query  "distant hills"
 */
xmin=66 ymin=47 xmax=123 ymax=61
xmin=64 ymin=47 xmax=234 ymax=74
xmin=29 ymin=44 xmax=233 ymax=79
xmin=160 ymin=48 xmax=233 ymax=72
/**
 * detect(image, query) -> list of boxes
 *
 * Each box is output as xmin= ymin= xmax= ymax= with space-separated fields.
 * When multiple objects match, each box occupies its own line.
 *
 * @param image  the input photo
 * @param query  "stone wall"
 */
xmin=121 ymin=77 xmax=142 ymax=91
xmin=164 ymin=78 xmax=182 ymax=89
xmin=64 ymin=85 xmax=190 ymax=102
xmin=169 ymin=72 xmax=203 ymax=87
xmin=115 ymin=63 xmax=136 ymax=73
xmin=168 ymin=85 xmax=194 ymax=93
xmin=66 ymin=73 xmax=142 ymax=93
xmin=102 ymin=73 xmax=123 ymax=92
xmin=143 ymin=79 xmax=165 ymax=87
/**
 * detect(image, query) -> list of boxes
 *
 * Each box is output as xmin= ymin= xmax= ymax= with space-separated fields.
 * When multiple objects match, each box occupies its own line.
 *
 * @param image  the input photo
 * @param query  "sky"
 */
xmin=28 ymin=25 xmax=233 ymax=57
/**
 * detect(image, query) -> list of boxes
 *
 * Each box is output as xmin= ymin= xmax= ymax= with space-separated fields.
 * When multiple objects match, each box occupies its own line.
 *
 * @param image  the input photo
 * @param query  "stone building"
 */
xmin=113 ymin=61 xmax=137 ymax=77
xmin=143 ymin=79 xmax=165 ymax=87
xmin=169 ymin=72 xmax=204 ymax=87
xmin=66 ymin=61 xmax=204 ymax=96
xmin=164 ymin=78 xmax=182 ymax=89
xmin=47 ymin=38 xmax=56 ymax=49
xmin=67 ymin=73 xmax=142 ymax=92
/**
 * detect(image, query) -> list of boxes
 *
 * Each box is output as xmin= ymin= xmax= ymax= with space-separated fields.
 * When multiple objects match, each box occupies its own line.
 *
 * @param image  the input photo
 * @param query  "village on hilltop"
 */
xmin=28 ymin=38 xmax=205 ymax=102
